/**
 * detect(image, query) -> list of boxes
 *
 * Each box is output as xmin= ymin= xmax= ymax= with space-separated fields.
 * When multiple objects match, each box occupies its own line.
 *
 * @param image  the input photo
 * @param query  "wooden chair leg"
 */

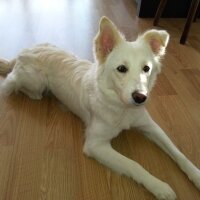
xmin=193 ymin=2 xmax=200 ymax=22
xmin=180 ymin=0 xmax=200 ymax=44
xmin=153 ymin=0 xmax=168 ymax=26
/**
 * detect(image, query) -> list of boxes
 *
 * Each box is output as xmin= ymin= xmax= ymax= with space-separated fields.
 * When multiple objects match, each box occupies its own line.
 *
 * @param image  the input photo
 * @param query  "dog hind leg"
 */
xmin=0 ymin=73 xmax=16 ymax=96
xmin=1 ymin=62 xmax=47 ymax=100
xmin=17 ymin=70 xmax=46 ymax=100
xmin=19 ymin=88 xmax=43 ymax=100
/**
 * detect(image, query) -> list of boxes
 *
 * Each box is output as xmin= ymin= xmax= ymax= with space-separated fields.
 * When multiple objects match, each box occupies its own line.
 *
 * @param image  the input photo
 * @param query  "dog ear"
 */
xmin=139 ymin=30 xmax=169 ymax=57
xmin=94 ymin=16 xmax=124 ymax=63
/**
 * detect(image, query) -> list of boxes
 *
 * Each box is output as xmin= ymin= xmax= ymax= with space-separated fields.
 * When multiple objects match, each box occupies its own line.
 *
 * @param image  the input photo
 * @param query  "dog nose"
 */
xmin=132 ymin=92 xmax=147 ymax=104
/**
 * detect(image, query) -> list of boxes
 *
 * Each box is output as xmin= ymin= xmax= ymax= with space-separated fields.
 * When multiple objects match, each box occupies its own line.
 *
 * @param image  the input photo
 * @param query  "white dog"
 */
xmin=0 ymin=17 xmax=200 ymax=200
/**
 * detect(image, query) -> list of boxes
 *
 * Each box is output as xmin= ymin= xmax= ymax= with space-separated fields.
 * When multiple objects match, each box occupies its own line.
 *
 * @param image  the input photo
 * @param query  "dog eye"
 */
xmin=117 ymin=65 xmax=128 ymax=73
xmin=143 ymin=65 xmax=150 ymax=73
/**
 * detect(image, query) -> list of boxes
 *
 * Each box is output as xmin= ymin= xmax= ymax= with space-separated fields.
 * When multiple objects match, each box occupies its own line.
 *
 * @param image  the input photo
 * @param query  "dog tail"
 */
xmin=0 ymin=58 xmax=15 ymax=75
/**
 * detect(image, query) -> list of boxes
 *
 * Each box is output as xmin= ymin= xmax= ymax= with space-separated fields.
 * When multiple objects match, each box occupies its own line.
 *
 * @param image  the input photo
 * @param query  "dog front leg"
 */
xmin=83 ymin=124 xmax=176 ymax=200
xmin=138 ymin=111 xmax=200 ymax=190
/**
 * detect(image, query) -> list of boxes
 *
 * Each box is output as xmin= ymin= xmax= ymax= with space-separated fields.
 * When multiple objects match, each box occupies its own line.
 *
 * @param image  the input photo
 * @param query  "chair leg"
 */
xmin=180 ymin=0 xmax=200 ymax=44
xmin=153 ymin=0 xmax=168 ymax=26
xmin=193 ymin=2 xmax=200 ymax=22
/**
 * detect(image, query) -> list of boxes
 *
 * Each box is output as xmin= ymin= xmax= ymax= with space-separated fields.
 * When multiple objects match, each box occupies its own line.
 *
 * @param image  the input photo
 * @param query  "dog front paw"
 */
xmin=151 ymin=182 xmax=177 ymax=200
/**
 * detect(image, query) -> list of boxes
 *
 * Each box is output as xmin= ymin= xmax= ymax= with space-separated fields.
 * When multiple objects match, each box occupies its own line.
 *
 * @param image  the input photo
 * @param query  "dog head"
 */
xmin=94 ymin=17 xmax=169 ymax=107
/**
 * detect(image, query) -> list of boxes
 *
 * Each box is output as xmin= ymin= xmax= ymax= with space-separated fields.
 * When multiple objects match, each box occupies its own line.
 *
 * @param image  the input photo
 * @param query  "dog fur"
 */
xmin=0 ymin=17 xmax=200 ymax=200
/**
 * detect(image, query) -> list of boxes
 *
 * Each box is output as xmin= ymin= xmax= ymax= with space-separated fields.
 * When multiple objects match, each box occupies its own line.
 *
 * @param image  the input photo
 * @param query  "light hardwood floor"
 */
xmin=0 ymin=0 xmax=200 ymax=199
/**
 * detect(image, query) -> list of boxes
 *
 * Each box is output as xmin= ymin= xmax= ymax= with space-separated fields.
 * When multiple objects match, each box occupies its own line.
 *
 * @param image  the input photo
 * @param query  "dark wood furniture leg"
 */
xmin=153 ymin=0 xmax=167 ymax=26
xmin=180 ymin=0 xmax=200 ymax=44
xmin=193 ymin=2 xmax=200 ymax=22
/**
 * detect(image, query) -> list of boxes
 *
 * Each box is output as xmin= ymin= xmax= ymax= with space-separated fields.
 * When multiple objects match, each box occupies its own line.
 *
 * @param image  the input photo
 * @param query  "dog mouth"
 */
xmin=133 ymin=101 xmax=146 ymax=106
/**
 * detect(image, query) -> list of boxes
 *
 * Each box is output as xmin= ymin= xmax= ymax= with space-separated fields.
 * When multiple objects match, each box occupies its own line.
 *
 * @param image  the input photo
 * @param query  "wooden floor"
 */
xmin=0 ymin=0 xmax=200 ymax=199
